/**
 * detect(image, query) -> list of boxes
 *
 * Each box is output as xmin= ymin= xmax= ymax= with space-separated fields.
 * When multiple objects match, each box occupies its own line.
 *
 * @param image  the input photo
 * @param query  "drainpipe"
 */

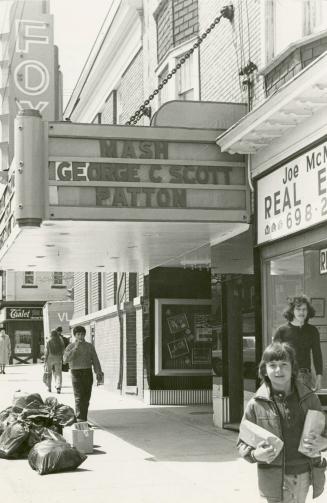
xmin=116 ymin=272 xmax=126 ymax=392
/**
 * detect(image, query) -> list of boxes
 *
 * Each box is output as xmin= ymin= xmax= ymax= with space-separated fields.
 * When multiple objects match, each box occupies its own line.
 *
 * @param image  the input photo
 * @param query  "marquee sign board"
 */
xmin=46 ymin=122 xmax=249 ymax=220
xmin=0 ymin=113 xmax=250 ymax=271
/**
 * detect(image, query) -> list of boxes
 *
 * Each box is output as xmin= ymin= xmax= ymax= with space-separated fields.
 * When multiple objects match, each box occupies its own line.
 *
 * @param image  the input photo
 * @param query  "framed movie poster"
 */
xmin=155 ymin=298 xmax=212 ymax=376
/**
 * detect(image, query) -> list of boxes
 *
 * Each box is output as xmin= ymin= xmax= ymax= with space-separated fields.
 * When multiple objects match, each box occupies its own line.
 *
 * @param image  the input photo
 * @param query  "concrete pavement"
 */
xmin=0 ymin=364 xmax=325 ymax=503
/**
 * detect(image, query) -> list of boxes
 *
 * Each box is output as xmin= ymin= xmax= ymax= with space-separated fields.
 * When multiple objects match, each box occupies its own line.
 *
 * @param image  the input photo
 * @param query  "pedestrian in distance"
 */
xmin=56 ymin=326 xmax=70 ymax=348
xmin=273 ymin=295 xmax=323 ymax=391
xmin=0 ymin=325 xmax=11 ymax=374
xmin=63 ymin=325 xmax=103 ymax=422
xmin=238 ymin=341 xmax=327 ymax=503
xmin=44 ymin=329 xmax=65 ymax=394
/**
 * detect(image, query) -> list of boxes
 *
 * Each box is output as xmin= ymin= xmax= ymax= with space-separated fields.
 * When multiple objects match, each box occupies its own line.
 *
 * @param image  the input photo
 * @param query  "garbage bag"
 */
xmin=41 ymin=428 xmax=67 ymax=443
xmin=53 ymin=404 xmax=76 ymax=427
xmin=12 ymin=393 xmax=44 ymax=413
xmin=0 ymin=420 xmax=30 ymax=458
xmin=44 ymin=397 xmax=58 ymax=409
xmin=28 ymin=425 xmax=67 ymax=448
xmin=28 ymin=440 xmax=86 ymax=475
xmin=0 ymin=407 xmax=13 ymax=434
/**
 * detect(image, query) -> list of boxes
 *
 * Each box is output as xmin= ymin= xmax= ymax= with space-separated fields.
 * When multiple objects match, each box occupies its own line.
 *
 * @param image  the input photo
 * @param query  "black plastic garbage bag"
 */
xmin=12 ymin=393 xmax=44 ymax=413
xmin=0 ymin=420 xmax=30 ymax=458
xmin=52 ymin=404 xmax=76 ymax=427
xmin=0 ymin=407 xmax=13 ymax=434
xmin=28 ymin=425 xmax=67 ymax=448
xmin=28 ymin=440 xmax=86 ymax=475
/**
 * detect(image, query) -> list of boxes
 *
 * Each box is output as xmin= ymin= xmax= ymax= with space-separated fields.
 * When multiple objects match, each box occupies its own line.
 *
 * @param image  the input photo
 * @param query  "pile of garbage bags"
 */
xmin=0 ymin=392 xmax=87 ymax=474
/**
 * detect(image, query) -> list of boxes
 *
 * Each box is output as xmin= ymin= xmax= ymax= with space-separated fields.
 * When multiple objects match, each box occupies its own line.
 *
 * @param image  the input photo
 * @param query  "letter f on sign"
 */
xmin=16 ymin=20 xmax=49 ymax=53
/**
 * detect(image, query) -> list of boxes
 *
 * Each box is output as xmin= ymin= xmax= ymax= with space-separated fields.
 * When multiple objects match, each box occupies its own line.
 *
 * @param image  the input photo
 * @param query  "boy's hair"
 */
xmin=73 ymin=325 xmax=86 ymax=335
xmin=283 ymin=295 xmax=315 ymax=321
xmin=258 ymin=342 xmax=298 ymax=382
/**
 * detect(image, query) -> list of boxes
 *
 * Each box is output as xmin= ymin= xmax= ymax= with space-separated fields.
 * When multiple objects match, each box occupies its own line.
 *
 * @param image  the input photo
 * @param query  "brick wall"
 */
xmin=156 ymin=0 xmax=173 ymax=63
xmin=90 ymin=272 xmax=99 ymax=312
xmin=105 ymin=273 xmax=116 ymax=307
xmin=173 ymin=0 xmax=198 ymax=47
xmin=94 ymin=314 xmax=121 ymax=390
xmin=265 ymin=35 xmax=327 ymax=96
xmin=73 ymin=272 xmax=85 ymax=318
xmin=199 ymin=0 xmax=265 ymax=109
xmin=125 ymin=304 xmax=137 ymax=387
xmin=135 ymin=304 xmax=144 ymax=396
xmin=102 ymin=90 xmax=117 ymax=124
xmin=118 ymin=48 xmax=144 ymax=125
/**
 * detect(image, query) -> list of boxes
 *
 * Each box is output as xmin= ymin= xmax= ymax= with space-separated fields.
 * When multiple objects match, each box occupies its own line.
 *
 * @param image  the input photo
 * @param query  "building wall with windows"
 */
xmin=4 ymin=271 xmax=73 ymax=302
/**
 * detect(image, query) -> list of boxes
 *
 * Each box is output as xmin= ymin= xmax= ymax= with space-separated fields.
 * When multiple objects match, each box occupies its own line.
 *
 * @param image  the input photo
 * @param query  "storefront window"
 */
xmin=264 ymin=247 xmax=327 ymax=389
xmin=265 ymin=251 xmax=304 ymax=341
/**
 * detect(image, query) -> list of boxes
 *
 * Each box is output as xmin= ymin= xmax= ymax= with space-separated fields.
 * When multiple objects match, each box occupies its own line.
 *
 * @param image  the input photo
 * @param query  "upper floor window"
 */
xmin=266 ymin=0 xmax=327 ymax=62
xmin=157 ymin=43 xmax=199 ymax=106
xmin=53 ymin=272 xmax=63 ymax=286
xmin=177 ymin=53 xmax=194 ymax=101
xmin=24 ymin=271 xmax=34 ymax=285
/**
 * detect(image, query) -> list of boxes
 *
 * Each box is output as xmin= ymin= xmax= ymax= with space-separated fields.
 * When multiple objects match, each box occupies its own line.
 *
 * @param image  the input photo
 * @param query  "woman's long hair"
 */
xmin=48 ymin=330 xmax=63 ymax=356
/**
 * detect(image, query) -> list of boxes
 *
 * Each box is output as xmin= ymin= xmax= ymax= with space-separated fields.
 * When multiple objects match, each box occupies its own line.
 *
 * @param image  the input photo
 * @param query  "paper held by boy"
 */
xmin=298 ymin=410 xmax=326 ymax=458
xmin=239 ymin=419 xmax=284 ymax=463
xmin=63 ymin=422 xmax=94 ymax=454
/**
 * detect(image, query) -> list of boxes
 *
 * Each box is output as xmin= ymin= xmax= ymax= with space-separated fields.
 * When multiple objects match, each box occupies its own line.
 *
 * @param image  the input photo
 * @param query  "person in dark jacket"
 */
xmin=273 ymin=295 xmax=323 ymax=391
xmin=44 ymin=329 xmax=65 ymax=393
xmin=63 ymin=325 xmax=103 ymax=421
xmin=238 ymin=342 xmax=327 ymax=503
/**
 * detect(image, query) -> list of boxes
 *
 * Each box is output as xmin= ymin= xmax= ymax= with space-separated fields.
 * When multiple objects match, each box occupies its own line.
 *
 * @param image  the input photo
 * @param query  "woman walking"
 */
xmin=273 ymin=295 xmax=323 ymax=391
xmin=0 ymin=326 xmax=11 ymax=374
xmin=44 ymin=329 xmax=65 ymax=393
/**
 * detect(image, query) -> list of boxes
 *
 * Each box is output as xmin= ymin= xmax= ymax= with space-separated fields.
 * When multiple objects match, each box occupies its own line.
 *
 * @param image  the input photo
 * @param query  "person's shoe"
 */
xmin=47 ymin=388 xmax=51 ymax=392
xmin=56 ymin=388 xmax=61 ymax=394
xmin=2 ymin=370 xmax=5 ymax=374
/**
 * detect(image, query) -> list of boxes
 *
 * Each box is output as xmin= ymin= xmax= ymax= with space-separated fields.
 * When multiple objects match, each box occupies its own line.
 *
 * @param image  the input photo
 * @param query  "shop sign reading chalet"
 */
xmin=257 ymin=139 xmax=327 ymax=244
xmin=6 ymin=307 xmax=43 ymax=320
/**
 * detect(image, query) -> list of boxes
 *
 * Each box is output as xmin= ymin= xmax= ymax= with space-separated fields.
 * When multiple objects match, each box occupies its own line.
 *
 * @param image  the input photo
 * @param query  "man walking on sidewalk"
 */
xmin=63 ymin=325 xmax=103 ymax=421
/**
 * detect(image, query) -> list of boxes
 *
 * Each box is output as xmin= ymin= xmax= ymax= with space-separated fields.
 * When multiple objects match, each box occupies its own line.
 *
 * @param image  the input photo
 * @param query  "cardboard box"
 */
xmin=63 ymin=425 xmax=93 ymax=454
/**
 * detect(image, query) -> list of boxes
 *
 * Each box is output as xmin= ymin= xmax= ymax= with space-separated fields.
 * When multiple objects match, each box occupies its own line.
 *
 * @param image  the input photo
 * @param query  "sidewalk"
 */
xmin=0 ymin=365 xmax=324 ymax=503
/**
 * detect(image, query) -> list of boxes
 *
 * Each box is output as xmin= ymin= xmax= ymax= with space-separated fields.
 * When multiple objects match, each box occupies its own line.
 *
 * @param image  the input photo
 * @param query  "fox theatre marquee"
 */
xmin=0 ymin=109 xmax=250 ymax=272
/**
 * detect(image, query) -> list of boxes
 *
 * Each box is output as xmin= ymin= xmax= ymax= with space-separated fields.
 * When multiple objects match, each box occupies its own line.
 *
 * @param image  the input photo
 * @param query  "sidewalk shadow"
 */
xmin=89 ymin=407 xmax=238 ymax=463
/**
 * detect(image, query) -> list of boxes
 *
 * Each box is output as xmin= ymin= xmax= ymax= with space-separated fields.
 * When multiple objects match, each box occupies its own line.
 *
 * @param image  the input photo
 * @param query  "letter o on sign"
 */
xmin=14 ymin=59 xmax=50 ymax=96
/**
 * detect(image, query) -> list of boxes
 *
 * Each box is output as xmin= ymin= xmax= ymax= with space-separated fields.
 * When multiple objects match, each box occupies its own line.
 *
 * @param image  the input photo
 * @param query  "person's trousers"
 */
xmin=70 ymin=368 xmax=93 ymax=421
xmin=265 ymin=472 xmax=311 ymax=503
xmin=46 ymin=358 xmax=62 ymax=390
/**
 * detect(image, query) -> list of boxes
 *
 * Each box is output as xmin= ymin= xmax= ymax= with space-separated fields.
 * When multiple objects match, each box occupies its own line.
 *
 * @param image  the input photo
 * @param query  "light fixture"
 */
xmin=36 ymin=255 xmax=45 ymax=258
xmin=46 ymin=244 xmax=55 ymax=247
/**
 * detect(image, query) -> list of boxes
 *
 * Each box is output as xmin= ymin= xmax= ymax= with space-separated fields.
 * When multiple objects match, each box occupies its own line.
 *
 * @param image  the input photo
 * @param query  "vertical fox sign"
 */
xmin=3 ymin=0 xmax=59 ymax=167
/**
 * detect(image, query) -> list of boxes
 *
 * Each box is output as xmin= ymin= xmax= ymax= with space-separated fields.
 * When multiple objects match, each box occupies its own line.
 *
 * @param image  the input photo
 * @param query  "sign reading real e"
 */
xmin=257 ymin=140 xmax=327 ymax=244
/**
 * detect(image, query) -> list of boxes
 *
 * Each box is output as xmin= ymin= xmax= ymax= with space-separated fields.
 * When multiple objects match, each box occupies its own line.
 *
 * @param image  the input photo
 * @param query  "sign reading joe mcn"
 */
xmin=257 ymin=140 xmax=327 ymax=244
